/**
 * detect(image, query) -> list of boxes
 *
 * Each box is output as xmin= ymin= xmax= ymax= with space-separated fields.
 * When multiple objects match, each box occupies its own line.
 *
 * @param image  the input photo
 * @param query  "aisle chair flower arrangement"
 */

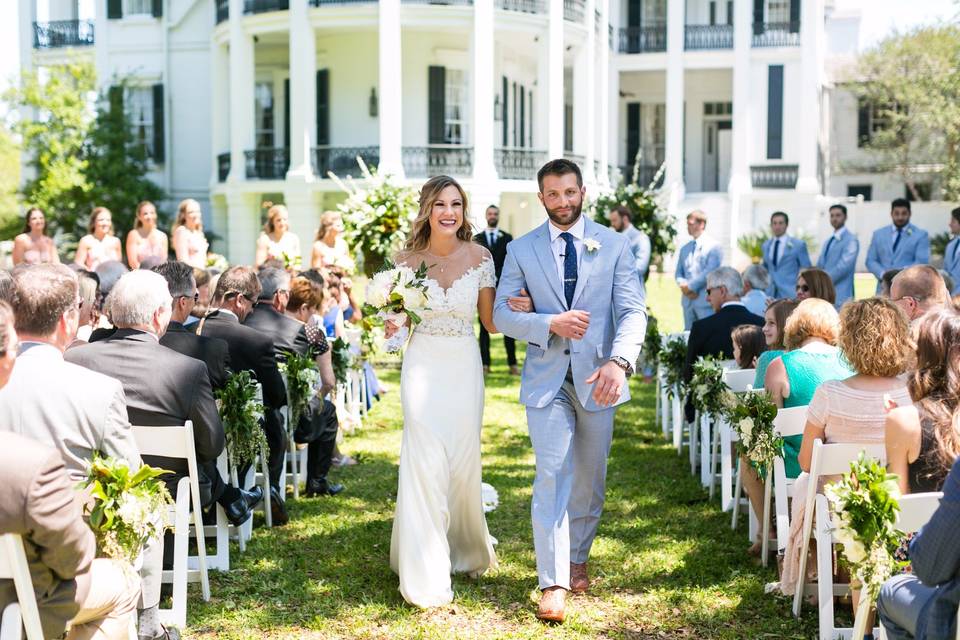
xmin=279 ymin=350 xmax=320 ymax=428
xmin=363 ymin=260 xmax=431 ymax=353
xmin=215 ymin=370 xmax=269 ymax=472
xmin=690 ymin=355 xmax=736 ymax=421
xmin=80 ymin=455 xmax=173 ymax=567
xmin=640 ymin=314 xmax=661 ymax=380
xmin=330 ymin=337 xmax=362 ymax=434
xmin=728 ymin=390 xmax=781 ymax=474
xmin=659 ymin=336 xmax=688 ymax=401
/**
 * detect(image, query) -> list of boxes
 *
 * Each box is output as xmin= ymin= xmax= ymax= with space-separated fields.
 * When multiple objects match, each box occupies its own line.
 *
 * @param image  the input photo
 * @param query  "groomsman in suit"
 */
xmin=192 ymin=266 xmax=290 ymax=524
xmin=816 ymin=203 xmax=860 ymax=307
xmin=761 ymin=211 xmax=811 ymax=299
xmin=943 ymin=207 xmax=960 ymax=296
xmin=609 ymin=205 xmax=652 ymax=280
xmin=866 ymin=198 xmax=931 ymax=292
xmin=675 ymin=210 xmax=723 ymax=329
xmin=473 ymin=205 xmax=518 ymax=375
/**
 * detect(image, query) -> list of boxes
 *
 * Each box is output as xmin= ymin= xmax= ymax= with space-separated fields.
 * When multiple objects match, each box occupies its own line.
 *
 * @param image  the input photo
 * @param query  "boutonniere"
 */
xmin=584 ymin=238 xmax=601 ymax=253
xmin=907 ymin=227 xmax=914 ymax=236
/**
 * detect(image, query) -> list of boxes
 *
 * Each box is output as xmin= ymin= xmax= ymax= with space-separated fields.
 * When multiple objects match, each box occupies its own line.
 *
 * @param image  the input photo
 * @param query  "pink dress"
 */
xmin=176 ymin=227 xmax=209 ymax=269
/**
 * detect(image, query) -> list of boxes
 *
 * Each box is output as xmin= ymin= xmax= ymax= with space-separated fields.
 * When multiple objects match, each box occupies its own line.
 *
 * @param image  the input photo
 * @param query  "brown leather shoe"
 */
xmin=536 ymin=586 xmax=567 ymax=623
xmin=570 ymin=562 xmax=589 ymax=593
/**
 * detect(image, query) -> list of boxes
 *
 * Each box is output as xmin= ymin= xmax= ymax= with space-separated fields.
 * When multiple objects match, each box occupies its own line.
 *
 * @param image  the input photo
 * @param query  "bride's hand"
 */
xmin=508 ymin=288 xmax=534 ymax=313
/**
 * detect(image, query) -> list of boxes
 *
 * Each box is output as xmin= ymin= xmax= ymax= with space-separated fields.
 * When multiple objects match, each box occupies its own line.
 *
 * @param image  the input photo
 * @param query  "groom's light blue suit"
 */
xmin=494 ymin=217 xmax=647 ymax=590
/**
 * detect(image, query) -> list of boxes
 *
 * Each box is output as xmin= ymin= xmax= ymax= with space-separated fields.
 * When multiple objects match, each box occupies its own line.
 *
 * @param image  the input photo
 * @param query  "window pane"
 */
xmin=124 ymin=0 xmax=153 ymax=16
xmin=255 ymin=82 xmax=275 ymax=148
xmin=125 ymin=86 xmax=154 ymax=159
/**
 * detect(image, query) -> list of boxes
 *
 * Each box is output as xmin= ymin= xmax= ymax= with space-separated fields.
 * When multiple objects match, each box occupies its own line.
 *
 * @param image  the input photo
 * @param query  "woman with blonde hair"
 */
xmin=256 ymin=203 xmax=301 ymax=268
xmin=13 ymin=207 xmax=59 ymax=265
xmin=172 ymin=198 xmax=209 ymax=269
xmin=74 ymin=207 xmax=122 ymax=270
xmin=125 ymin=200 xmax=168 ymax=269
xmin=795 ymin=267 xmax=836 ymax=305
xmin=310 ymin=210 xmax=354 ymax=271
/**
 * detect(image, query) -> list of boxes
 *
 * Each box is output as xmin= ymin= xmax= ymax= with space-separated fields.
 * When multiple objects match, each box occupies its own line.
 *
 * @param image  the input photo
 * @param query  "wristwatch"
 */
xmin=608 ymin=356 xmax=634 ymax=377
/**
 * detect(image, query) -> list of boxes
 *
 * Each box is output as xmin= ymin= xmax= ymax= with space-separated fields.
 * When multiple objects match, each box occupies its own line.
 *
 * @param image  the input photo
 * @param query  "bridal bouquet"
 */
xmin=279 ymin=351 xmax=319 ymax=426
xmin=216 ymin=370 xmax=269 ymax=470
xmin=728 ymin=390 xmax=781 ymax=474
xmin=80 ymin=455 xmax=172 ymax=565
xmin=690 ymin=355 xmax=735 ymax=419
xmin=363 ymin=260 xmax=431 ymax=352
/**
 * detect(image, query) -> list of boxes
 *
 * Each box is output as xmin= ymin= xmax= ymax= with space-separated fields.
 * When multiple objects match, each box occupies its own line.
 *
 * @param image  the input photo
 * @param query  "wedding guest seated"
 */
xmin=753 ymin=299 xmax=799 ymax=389
xmin=795 ymin=267 xmax=836 ymax=306
xmin=731 ymin=324 xmax=766 ymax=370
xmin=880 ymin=269 xmax=902 ymax=298
xmin=0 ymin=432 xmax=141 ymax=640
xmin=890 ymin=265 xmax=950 ymax=325
xmin=741 ymin=265 xmax=771 ymax=317
xmin=73 ymin=269 xmax=101 ymax=344
xmin=778 ymin=298 xmax=912 ymax=596
xmin=245 ymin=267 xmax=310 ymax=357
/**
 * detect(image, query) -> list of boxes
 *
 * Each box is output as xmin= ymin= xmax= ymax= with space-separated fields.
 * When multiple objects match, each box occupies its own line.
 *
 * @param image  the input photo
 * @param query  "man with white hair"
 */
xmin=741 ymin=264 xmax=771 ymax=316
xmin=890 ymin=264 xmax=950 ymax=324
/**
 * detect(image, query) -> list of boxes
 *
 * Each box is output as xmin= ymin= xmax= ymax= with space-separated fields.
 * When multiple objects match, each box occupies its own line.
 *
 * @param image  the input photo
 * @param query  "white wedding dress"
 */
xmin=389 ymin=243 xmax=499 ymax=607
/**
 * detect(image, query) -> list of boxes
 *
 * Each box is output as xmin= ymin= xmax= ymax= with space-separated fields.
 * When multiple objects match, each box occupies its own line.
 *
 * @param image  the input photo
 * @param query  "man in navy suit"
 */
xmin=943 ymin=207 xmax=960 ymax=296
xmin=866 ymin=198 xmax=931 ymax=292
xmin=761 ymin=211 xmax=811 ymax=299
xmin=816 ymin=203 xmax=860 ymax=307
xmin=474 ymin=205 xmax=518 ymax=375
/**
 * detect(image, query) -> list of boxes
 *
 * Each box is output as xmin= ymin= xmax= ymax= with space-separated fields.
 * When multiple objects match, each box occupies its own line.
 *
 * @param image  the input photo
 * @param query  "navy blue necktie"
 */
xmin=823 ymin=236 xmax=835 ymax=260
xmin=560 ymin=232 xmax=577 ymax=308
xmin=772 ymin=238 xmax=781 ymax=268
xmin=892 ymin=228 xmax=903 ymax=254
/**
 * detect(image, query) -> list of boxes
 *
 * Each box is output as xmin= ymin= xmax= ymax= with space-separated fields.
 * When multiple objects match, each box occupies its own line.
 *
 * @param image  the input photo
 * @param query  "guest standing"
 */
xmin=12 ymin=207 xmax=59 ymax=265
xmin=866 ymin=198 xmax=931 ymax=293
xmin=473 ymin=204 xmax=518 ymax=375
xmin=255 ymin=204 xmax=301 ymax=268
xmin=762 ymin=211 xmax=811 ymax=299
xmin=741 ymin=265 xmax=771 ymax=317
xmin=172 ymin=199 xmax=209 ymax=269
xmin=609 ymin=204 xmax=652 ymax=280
xmin=310 ymin=210 xmax=355 ymax=272
xmin=816 ymin=203 xmax=859 ymax=307
xmin=675 ymin=210 xmax=723 ymax=329
xmin=75 ymin=207 xmax=123 ymax=270
xmin=944 ymin=207 xmax=960 ymax=296
xmin=795 ymin=267 xmax=836 ymax=305
xmin=125 ymin=201 xmax=168 ymax=270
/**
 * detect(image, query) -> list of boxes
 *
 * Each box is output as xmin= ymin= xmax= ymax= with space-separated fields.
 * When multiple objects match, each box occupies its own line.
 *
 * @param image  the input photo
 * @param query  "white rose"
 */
xmin=396 ymin=284 xmax=427 ymax=312
xmin=394 ymin=266 xmax=415 ymax=287
xmin=739 ymin=417 xmax=754 ymax=439
xmin=843 ymin=539 xmax=867 ymax=564
xmin=366 ymin=271 xmax=394 ymax=308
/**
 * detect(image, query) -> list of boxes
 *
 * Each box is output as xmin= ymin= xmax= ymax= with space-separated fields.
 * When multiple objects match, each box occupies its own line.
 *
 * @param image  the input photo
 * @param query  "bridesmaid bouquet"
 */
xmin=364 ymin=261 xmax=431 ymax=352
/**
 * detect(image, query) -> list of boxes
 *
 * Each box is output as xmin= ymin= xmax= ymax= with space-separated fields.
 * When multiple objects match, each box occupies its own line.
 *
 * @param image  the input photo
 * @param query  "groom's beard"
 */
xmin=543 ymin=200 xmax=583 ymax=228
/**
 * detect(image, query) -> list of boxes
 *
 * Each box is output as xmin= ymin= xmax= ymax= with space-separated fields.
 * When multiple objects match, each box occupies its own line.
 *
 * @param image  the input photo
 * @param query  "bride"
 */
xmin=388 ymin=175 xmax=504 ymax=607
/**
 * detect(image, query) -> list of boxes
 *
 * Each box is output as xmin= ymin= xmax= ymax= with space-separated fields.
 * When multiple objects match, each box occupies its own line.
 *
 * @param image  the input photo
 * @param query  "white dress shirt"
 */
xmin=484 ymin=227 xmax=500 ymax=246
xmin=547 ymin=215 xmax=586 ymax=284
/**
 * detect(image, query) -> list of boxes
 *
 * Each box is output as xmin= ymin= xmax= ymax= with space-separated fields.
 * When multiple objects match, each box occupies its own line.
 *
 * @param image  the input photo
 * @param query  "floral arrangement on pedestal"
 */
xmin=279 ymin=351 xmax=319 ymax=427
xmin=660 ymin=336 xmax=687 ymax=400
xmin=728 ymin=390 xmax=781 ymax=474
xmin=690 ymin=355 xmax=735 ymax=419
xmin=216 ymin=370 xmax=268 ymax=470
xmin=328 ymin=158 xmax=420 ymax=277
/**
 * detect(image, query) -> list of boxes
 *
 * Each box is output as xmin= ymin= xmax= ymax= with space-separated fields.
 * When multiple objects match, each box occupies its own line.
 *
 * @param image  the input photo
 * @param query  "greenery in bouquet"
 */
xmin=279 ymin=350 xmax=319 ymax=427
xmin=641 ymin=314 xmax=661 ymax=370
xmin=331 ymin=337 xmax=353 ymax=385
xmin=824 ymin=455 xmax=905 ymax=601
xmin=690 ymin=355 xmax=735 ymax=419
xmin=362 ymin=259 xmax=431 ymax=324
xmin=216 ymin=370 xmax=268 ymax=470
xmin=280 ymin=251 xmax=302 ymax=272
xmin=80 ymin=455 xmax=172 ymax=565
xmin=328 ymin=157 xmax=419 ymax=277
xmin=206 ymin=252 xmax=229 ymax=271
xmin=660 ymin=337 xmax=687 ymax=399
xmin=728 ymin=390 xmax=781 ymax=474
xmin=737 ymin=231 xmax=768 ymax=264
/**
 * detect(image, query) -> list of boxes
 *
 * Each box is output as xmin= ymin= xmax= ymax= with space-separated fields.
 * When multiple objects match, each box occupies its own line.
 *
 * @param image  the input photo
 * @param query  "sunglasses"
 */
xmin=177 ymin=292 xmax=200 ymax=304
xmin=796 ymin=284 xmax=810 ymax=293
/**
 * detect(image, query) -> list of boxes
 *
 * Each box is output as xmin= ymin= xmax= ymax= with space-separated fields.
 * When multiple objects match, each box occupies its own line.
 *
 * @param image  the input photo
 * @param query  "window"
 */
xmin=847 ymin=185 xmax=872 ymax=201
xmin=643 ymin=0 xmax=666 ymax=25
xmin=126 ymin=87 xmax=154 ymax=159
xmin=123 ymin=0 xmax=153 ymax=16
xmin=905 ymin=183 xmax=932 ymax=202
xmin=766 ymin=0 xmax=790 ymax=23
xmin=857 ymin=99 xmax=903 ymax=147
xmin=444 ymin=69 xmax=467 ymax=144
xmin=255 ymin=81 xmax=275 ymax=148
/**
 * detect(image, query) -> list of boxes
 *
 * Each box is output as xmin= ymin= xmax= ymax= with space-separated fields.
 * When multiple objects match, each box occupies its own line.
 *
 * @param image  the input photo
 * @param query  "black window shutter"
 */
xmin=501 ymin=76 xmax=508 ymax=147
xmin=627 ymin=0 xmax=641 ymax=28
xmin=727 ymin=0 xmax=733 ymax=25
xmin=789 ymin=0 xmax=800 ymax=32
xmin=316 ymin=69 xmax=330 ymax=146
xmin=857 ymin=98 xmax=870 ymax=147
xmin=626 ymin=103 xmax=640 ymax=167
xmin=428 ymin=66 xmax=446 ymax=144
xmin=107 ymin=0 xmax=123 ymax=19
xmin=709 ymin=1 xmax=716 ymax=26
xmin=766 ymin=65 xmax=783 ymax=159
xmin=753 ymin=0 xmax=764 ymax=35
xmin=108 ymin=85 xmax=124 ymax=117
xmin=283 ymin=78 xmax=290 ymax=150
xmin=152 ymin=0 xmax=163 ymax=18
xmin=152 ymin=84 xmax=165 ymax=163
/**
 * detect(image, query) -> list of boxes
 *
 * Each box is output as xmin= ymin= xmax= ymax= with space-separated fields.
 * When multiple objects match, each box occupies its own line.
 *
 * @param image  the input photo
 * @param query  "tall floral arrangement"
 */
xmin=216 ymin=370 xmax=268 ymax=470
xmin=328 ymin=158 xmax=420 ymax=277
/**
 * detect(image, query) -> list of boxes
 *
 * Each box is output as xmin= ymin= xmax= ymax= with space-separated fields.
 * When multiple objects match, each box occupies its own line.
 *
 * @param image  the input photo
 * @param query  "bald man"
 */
xmin=890 ymin=265 xmax=950 ymax=323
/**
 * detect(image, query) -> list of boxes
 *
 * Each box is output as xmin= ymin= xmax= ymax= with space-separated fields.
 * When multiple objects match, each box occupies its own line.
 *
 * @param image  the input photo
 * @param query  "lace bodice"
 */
xmin=396 ymin=243 xmax=495 ymax=338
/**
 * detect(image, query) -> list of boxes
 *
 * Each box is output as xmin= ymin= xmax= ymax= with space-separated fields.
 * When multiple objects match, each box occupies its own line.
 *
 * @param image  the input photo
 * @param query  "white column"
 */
xmin=287 ymin=0 xmax=316 ymax=180
xmin=546 ymin=0 xmax=564 ymax=159
xmin=472 ymin=0 xmax=496 ymax=186
xmin=94 ymin=0 xmax=109 ymax=87
xmin=282 ymin=186 xmax=317 ymax=260
xmin=583 ymin=0 xmax=597 ymax=184
xmin=211 ymin=42 xmax=230 ymax=183
xmin=225 ymin=192 xmax=258 ymax=264
xmin=796 ymin=0 xmax=822 ymax=193
xmin=664 ymin=0 xmax=685 ymax=195
xmin=378 ymin=0 xmax=403 ymax=177
xmin=728 ymin=0 xmax=752 ymax=194
xmin=599 ymin=0 xmax=611 ymax=186
xmin=18 ymin=0 xmax=36 ymax=185
xmin=228 ymin=0 xmax=255 ymax=182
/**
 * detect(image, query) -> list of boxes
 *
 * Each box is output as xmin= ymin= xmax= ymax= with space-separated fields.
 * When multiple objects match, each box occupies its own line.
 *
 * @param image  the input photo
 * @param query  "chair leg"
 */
xmin=260 ymin=448 xmax=272 ymax=529
xmin=708 ymin=420 xmax=721 ymax=500
xmin=761 ymin=474 xmax=772 ymax=567
xmin=731 ymin=459 xmax=743 ymax=530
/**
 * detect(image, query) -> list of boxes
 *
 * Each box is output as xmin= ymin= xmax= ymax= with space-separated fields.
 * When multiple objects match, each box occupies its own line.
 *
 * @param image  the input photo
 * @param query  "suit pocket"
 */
xmin=527 ymin=345 xmax=545 ymax=358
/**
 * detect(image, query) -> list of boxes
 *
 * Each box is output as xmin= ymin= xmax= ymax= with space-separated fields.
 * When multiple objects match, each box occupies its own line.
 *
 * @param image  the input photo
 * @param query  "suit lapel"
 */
xmin=533 ymin=223 xmax=566 ymax=307
xmin=571 ymin=221 xmax=600 ymax=307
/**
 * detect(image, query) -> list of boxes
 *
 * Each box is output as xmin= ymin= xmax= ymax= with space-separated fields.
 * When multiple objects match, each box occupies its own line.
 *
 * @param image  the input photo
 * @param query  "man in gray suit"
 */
xmin=495 ymin=159 xmax=647 ymax=623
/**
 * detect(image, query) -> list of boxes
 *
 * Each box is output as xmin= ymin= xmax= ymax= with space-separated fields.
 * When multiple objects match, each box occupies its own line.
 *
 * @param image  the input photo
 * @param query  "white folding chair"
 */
xmin=131 ymin=422 xmax=211 ymax=629
xmin=758 ymin=405 xmax=810 ymax=565
xmin=793 ymin=439 xmax=887 ymax=620
xmin=710 ymin=368 xmax=755 ymax=507
xmin=0 ymin=534 xmax=43 ymax=640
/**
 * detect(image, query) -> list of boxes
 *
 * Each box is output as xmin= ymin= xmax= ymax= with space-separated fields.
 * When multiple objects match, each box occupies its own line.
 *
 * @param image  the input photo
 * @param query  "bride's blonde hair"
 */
xmin=404 ymin=175 xmax=473 ymax=252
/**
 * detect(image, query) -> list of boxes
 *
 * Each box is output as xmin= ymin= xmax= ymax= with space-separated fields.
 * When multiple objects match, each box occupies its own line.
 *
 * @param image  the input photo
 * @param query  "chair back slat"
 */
xmin=132 ymin=423 xmax=193 ymax=460
xmin=895 ymin=492 xmax=943 ymax=534
xmin=811 ymin=440 xmax=887 ymax=477
xmin=773 ymin=406 xmax=808 ymax=437
xmin=723 ymin=368 xmax=756 ymax=393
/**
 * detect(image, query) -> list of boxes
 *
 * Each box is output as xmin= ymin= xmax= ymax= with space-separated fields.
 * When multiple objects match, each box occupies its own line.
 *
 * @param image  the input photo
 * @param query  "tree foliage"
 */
xmin=0 ymin=121 xmax=21 ymax=239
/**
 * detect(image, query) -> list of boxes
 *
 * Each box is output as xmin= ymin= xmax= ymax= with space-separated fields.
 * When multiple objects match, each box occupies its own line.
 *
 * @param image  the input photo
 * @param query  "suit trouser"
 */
xmin=67 ymin=558 xmax=141 ymax=640
xmin=526 ymin=377 xmax=615 ymax=590
xmin=298 ymin=398 xmax=340 ymax=482
xmin=478 ymin=325 xmax=517 ymax=367
xmin=877 ymin=573 xmax=936 ymax=640
xmin=264 ymin=408 xmax=287 ymax=489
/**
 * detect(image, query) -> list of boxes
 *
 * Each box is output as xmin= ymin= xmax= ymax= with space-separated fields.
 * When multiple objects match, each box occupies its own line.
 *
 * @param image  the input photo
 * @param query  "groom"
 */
xmin=494 ymin=159 xmax=647 ymax=623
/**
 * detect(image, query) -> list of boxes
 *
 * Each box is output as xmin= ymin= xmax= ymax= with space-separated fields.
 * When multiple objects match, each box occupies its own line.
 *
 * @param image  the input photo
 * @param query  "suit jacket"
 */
xmin=65 ymin=329 xmax=225 ymax=486
xmin=762 ymin=235 xmax=812 ymax=299
xmin=909 ymin=455 xmax=960 ymax=640
xmin=944 ymin=236 xmax=960 ymax=296
xmin=0 ymin=433 xmax=96 ymax=640
xmin=160 ymin=321 xmax=231 ymax=390
xmin=473 ymin=228 xmax=513 ymax=281
xmin=683 ymin=303 xmax=764 ymax=386
xmin=0 ymin=342 xmax=141 ymax=483
xmin=193 ymin=310 xmax=286 ymax=410
xmin=494 ymin=218 xmax=647 ymax=411
xmin=243 ymin=303 xmax=311 ymax=361
xmin=675 ymin=235 xmax=723 ymax=314
xmin=816 ymin=227 xmax=860 ymax=306
xmin=865 ymin=222 xmax=931 ymax=287
xmin=622 ymin=224 xmax=652 ymax=279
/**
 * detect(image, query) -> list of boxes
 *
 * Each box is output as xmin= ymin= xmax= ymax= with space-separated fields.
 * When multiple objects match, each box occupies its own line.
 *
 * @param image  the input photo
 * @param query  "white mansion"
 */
xmin=18 ymin=0 xmax=948 ymax=265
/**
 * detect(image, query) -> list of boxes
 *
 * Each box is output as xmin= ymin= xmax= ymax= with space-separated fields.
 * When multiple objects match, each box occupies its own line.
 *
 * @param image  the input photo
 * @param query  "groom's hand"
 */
xmin=549 ymin=310 xmax=590 ymax=339
xmin=586 ymin=362 xmax=626 ymax=407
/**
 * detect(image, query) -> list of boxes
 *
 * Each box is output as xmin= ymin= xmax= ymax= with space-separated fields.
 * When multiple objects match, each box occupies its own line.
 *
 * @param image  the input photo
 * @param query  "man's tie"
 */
xmin=823 ymin=236 xmax=835 ymax=261
xmin=772 ymin=238 xmax=781 ymax=268
xmin=487 ymin=231 xmax=496 ymax=246
xmin=892 ymin=228 xmax=903 ymax=254
xmin=560 ymin=232 xmax=577 ymax=308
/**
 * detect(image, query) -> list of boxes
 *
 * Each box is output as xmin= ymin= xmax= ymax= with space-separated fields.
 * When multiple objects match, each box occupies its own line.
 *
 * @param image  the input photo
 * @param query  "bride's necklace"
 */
xmin=425 ymin=242 xmax=465 ymax=274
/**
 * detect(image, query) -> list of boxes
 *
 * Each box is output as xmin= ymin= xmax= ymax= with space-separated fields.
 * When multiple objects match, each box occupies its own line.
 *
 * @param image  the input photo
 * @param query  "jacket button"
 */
xmin=564 ymin=349 xmax=570 ymax=355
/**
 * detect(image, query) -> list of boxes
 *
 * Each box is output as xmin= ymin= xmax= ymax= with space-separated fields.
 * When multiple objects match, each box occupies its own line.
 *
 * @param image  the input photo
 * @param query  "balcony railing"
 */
xmin=750 ymin=164 xmax=798 ymax=189
xmin=402 ymin=146 xmax=473 ymax=178
xmin=495 ymin=148 xmax=548 ymax=180
xmin=401 ymin=0 xmax=473 ymax=4
xmin=311 ymin=0 xmax=376 ymax=5
xmin=215 ymin=0 xmax=229 ymax=23
xmin=245 ymin=148 xmax=290 ymax=179
xmin=619 ymin=164 xmax=664 ymax=188
xmin=496 ymin=0 xmax=545 ymax=14
xmin=33 ymin=20 xmax=94 ymax=49
xmin=619 ymin=25 xmax=667 ymax=54
xmin=313 ymin=146 xmax=380 ymax=177
xmin=217 ymin=153 xmax=231 ymax=182
xmin=752 ymin=22 xmax=800 ymax=47
xmin=684 ymin=24 xmax=733 ymax=50
xmin=243 ymin=0 xmax=289 ymax=15
xmin=564 ymin=0 xmax=585 ymax=22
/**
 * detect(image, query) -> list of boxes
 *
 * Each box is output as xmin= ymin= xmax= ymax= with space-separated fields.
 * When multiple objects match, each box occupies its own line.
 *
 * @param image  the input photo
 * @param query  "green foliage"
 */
xmin=690 ymin=356 xmax=735 ymax=419
xmin=728 ymin=391 xmax=781 ymax=475
xmin=331 ymin=337 xmax=353 ymax=385
xmin=80 ymin=455 xmax=172 ymax=564
xmin=0 ymin=122 xmax=21 ymax=237
xmin=931 ymin=231 xmax=951 ymax=258
xmin=641 ymin=314 xmax=661 ymax=369
xmin=660 ymin=336 xmax=687 ymax=398
xmin=737 ymin=231 xmax=769 ymax=263
xmin=216 ymin=370 xmax=268 ymax=470
xmin=279 ymin=350 xmax=319 ymax=427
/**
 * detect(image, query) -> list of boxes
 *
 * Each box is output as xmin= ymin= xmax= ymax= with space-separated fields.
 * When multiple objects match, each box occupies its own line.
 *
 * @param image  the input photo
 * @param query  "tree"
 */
xmin=851 ymin=25 xmax=960 ymax=200
xmin=0 ymin=120 xmax=21 ymax=239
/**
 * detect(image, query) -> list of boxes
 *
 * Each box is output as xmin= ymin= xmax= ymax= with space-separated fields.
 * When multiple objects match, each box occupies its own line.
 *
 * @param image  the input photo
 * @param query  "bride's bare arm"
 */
xmin=478 ymin=288 xmax=498 ymax=334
